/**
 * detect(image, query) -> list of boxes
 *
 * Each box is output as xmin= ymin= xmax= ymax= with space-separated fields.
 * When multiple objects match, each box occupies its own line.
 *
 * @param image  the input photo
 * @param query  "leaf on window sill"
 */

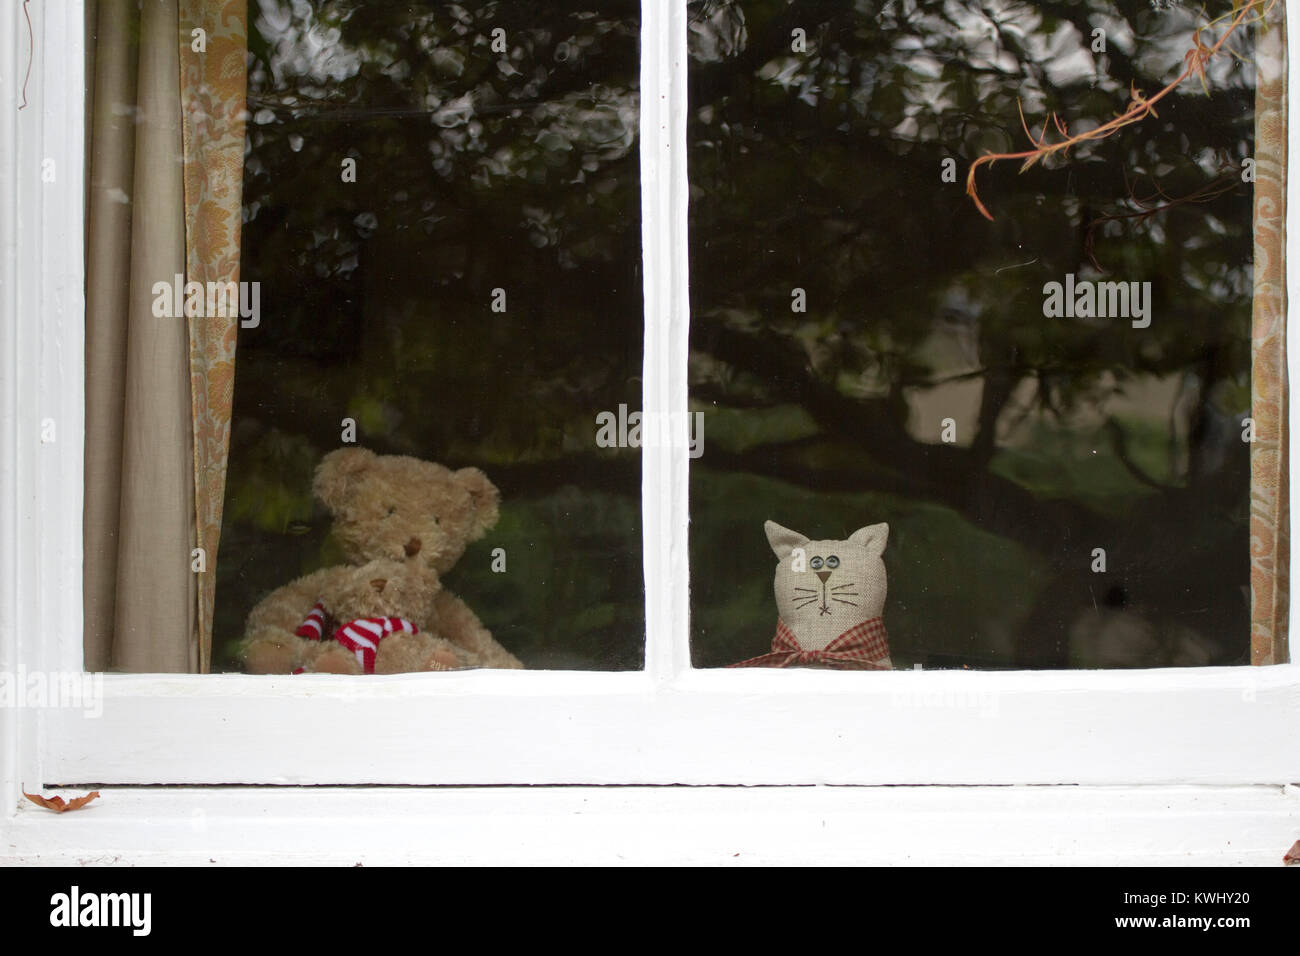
xmin=22 ymin=787 xmax=101 ymax=813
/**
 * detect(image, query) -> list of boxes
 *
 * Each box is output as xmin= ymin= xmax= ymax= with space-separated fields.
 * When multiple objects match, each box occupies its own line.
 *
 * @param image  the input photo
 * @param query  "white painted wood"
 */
xmin=39 ymin=665 xmax=1300 ymax=785
xmin=0 ymin=0 xmax=28 ymax=822
xmin=640 ymin=0 xmax=692 ymax=682
xmin=39 ymin=0 xmax=88 ymax=721
xmin=1 ymin=0 xmax=87 ymax=819
xmin=4 ymin=784 xmax=1298 ymax=866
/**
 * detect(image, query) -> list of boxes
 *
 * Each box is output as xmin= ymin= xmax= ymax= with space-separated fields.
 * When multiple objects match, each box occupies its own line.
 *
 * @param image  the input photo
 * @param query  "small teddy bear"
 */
xmin=240 ymin=447 xmax=522 ymax=674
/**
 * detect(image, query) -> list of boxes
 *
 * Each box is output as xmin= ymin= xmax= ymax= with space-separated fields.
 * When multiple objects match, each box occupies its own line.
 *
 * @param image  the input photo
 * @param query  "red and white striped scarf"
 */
xmin=292 ymin=601 xmax=418 ymax=674
xmin=729 ymin=617 xmax=891 ymax=670
xmin=295 ymin=602 xmax=328 ymax=641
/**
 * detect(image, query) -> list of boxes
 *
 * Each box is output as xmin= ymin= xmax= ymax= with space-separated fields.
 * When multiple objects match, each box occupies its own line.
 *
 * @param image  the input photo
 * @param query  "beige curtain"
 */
xmin=1250 ymin=5 xmax=1289 ymax=666
xmin=84 ymin=0 xmax=246 ymax=672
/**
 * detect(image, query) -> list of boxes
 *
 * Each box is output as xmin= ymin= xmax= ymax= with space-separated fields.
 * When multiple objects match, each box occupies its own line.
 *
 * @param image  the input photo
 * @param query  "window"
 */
xmin=688 ymin=0 xmax=1285 ymax=672
xmin=81 ymin=1 xmax=645 ymax=676
xmin=1 ymin=0 xmax=1296 ymax=815
xmin=216 ymin=2 xmax=645 ymax=672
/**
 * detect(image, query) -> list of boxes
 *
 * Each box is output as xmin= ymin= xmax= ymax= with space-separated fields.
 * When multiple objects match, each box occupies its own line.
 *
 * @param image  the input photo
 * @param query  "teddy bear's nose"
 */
xmin=370 ymin=578 xmax=387 ymax=593
xmin=816 ymin=570 xmax=831 ymax=583
xmin=405 ymin=537 xmax=422 ymax=557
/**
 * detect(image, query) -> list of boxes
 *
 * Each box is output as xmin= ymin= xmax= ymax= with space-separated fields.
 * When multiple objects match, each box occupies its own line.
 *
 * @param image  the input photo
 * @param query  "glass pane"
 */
xmin=213 ymin=1 xmax=644 ymax=672
xmin=688 ymin=0 xmax=1265 ymax=669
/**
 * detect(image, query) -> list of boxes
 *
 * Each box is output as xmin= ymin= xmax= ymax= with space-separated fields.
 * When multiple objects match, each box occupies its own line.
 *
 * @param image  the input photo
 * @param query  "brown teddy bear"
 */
xmin=240 ymin=447 xmax=522 ymax=674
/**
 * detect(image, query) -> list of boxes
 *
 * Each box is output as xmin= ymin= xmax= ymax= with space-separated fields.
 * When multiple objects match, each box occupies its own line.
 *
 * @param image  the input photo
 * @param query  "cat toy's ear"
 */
xmin=849 ymin=522 xmax=889 ymax=555
xmin=764 ymin=520 xmax=809 ymax=561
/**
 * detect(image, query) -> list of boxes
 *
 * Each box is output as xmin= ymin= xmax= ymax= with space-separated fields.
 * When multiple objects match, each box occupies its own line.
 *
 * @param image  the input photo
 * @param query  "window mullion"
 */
xmin=3 ymin=0 xmax=87 ymax=806
xmin=41 ymin=1 xmax=87 ymax=682
xmin=641 ymin=0 xmax=692 ymax=682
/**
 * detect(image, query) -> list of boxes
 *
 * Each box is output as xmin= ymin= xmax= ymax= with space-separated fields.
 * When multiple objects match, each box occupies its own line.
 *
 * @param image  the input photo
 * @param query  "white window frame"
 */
xmin=2 ymin=1 xmax=1298 ymax=859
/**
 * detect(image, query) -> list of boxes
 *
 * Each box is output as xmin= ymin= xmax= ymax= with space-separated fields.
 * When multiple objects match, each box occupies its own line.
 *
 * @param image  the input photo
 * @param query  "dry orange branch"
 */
xmin=966 ymin=0 xmax=1274 ymax=221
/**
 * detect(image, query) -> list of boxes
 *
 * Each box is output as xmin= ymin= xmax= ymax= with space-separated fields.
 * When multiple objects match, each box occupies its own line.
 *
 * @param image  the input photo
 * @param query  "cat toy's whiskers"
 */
xmin=832 ymin=597 xmax=859 ymax=606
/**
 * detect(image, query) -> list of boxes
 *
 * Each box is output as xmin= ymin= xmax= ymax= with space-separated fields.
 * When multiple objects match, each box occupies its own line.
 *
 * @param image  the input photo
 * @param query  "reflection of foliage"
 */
xmin=225 ymin=427 xmax=318 ymax=533
xmin=215 ymin=1 xmax=644 ymax=669
xmin=456 ymin=486 xmax=644 ymax=669
xmin=243 ymin=0 xmax=639 ymax=285
xmin=966 ymin=0 xmax=1273 ymax=219
xmin=1083 ymin=168 xmax=1239 ymax=271
xmin=688 ymin=0 xmax=1257 ymax=667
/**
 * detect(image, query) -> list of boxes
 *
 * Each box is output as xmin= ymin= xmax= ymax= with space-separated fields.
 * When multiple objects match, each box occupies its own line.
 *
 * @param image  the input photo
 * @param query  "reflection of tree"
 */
xmin=219 ymin=0 xmax=1261 ymax=669
xmin=219 ymin=1 xmax=646 ymax=670
xmin=687 ymin=0 xmax=1256 ymax=666
xmin=236 ymin=0 xmax=644 ymax=460
xmin=966 ymin=1 xmax=1270 ymax=219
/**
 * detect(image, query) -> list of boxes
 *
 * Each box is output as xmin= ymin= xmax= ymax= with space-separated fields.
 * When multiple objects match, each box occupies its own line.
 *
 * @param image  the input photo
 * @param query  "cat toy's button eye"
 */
xmin=810 ymin=556 xmax=824 ymax=570
xmin=826 ymin=555 xmax=840 ymax=568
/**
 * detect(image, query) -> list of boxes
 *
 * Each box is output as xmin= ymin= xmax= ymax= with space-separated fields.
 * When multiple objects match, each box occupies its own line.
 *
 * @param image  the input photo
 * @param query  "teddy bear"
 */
xmin=240 ymin=447 xmax=522 ymax=674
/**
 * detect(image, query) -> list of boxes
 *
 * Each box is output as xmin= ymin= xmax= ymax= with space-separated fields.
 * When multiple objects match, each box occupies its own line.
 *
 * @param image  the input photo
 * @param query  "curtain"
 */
xmin=179 ymin=0 xmax=248 ymax=673
xmin=84 ymin=0 xmax=196 ymax=673
xmin=83 ymin=0 xmax=246 ymax=672
xmin=1250 ymin=4 xmax=1289 ymax=666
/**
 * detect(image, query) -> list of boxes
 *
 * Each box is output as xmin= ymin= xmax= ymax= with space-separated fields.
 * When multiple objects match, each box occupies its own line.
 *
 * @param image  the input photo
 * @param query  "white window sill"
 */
xmin=3 ymin=784 xmax=1297 ymax=866
xmin=31 ymin=665 xmax=1300 ymax=786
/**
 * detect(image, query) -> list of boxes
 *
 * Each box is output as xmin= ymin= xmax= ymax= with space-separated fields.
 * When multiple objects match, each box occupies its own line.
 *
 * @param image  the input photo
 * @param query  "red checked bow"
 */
xmin=729 ymin=618 xmax=890 ymax=670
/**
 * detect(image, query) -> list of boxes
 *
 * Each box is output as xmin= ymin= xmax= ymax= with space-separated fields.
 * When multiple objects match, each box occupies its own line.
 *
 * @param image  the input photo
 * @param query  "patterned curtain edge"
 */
xmin=179 ymin=1 xmax=248 ymax=673
xmin=1250 ymin=4 xmax=1289 ymax=666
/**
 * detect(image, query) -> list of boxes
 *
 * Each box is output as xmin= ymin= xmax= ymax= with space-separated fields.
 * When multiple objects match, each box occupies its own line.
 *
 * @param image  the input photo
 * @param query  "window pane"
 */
xmin=212 ymin=1 xmax=644 ymax=672
xmin=688 ymin=0 xmax=1270 ymax=669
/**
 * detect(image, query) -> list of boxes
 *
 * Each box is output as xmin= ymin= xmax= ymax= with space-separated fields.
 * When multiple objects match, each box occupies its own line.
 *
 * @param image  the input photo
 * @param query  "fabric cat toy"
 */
xmin=732 ymin=520 xmax=893 ymax=670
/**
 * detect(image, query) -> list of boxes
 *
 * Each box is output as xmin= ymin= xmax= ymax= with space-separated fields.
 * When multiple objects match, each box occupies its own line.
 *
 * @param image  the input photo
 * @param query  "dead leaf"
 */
xmin=22 ymin=787 xmax=100 ymax=813
xmin=1284 ymin=840 xmax=1300 ymax=866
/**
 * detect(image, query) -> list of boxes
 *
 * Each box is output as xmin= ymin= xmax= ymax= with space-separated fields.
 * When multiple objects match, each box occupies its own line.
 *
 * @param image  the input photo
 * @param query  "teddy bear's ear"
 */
xmin=455 ymin=467 xmax=500 ymax=539
xmin=313 ymin=447 xmax=378 ymax=514
xmin=848 ymin=522 xmax=889 ymax=555
xmin=765 ymin=520 xmax=809 ymax=562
